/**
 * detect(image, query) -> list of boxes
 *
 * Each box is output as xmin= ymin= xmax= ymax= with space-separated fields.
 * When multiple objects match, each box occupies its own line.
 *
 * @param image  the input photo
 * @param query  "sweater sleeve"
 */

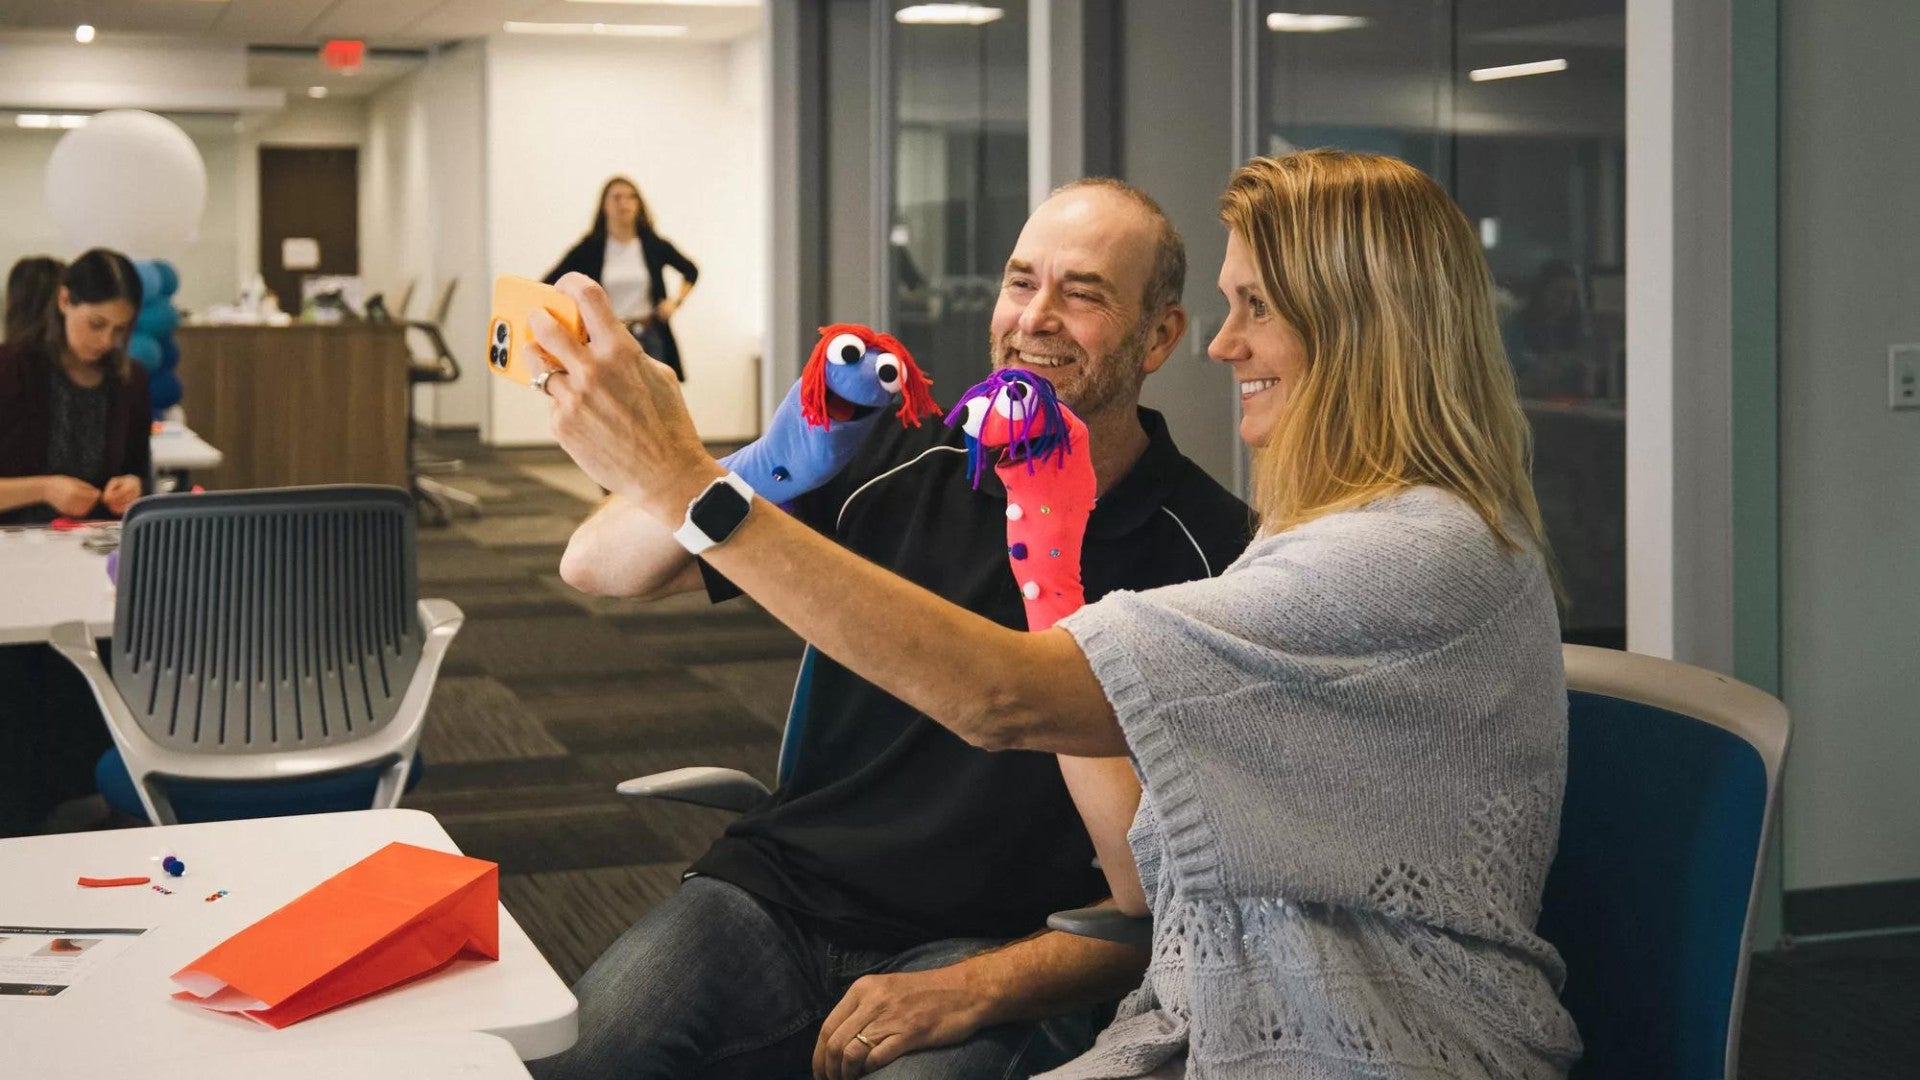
xmin=656 ymin=235 xmax=699 ymax=286
xmin=122 ymin=365 xmax=153 ymax=494
xmin=1055 ymin=492 xmax=1562 ymax=904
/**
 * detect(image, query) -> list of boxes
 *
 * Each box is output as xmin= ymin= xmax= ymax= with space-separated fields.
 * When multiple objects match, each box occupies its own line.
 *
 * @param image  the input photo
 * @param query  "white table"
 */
xmin=152 ymin=421 xmax=224 ymax=473
xmin=44 ymin=1030 xmax=533 ymax=1080
xmin=0 ymin=526 xmax=114 ymax=645
xmin=0 ymin=809 xmax=577 ymax=1071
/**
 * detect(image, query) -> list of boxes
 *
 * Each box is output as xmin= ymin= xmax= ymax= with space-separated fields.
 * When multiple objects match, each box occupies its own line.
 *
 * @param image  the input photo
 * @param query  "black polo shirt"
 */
xmin=691 ymin=408 xmax=1253 ymax=952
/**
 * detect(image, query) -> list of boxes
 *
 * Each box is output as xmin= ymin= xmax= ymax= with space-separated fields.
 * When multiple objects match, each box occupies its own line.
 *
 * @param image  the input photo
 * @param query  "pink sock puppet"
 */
xmin=947 ymin=370 xmax=1094 ymax=631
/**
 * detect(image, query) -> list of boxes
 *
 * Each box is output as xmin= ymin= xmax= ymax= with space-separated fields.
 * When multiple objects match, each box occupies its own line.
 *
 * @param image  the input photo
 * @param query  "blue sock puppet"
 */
xmin=722 ymin=323 xmax=939 ymax=505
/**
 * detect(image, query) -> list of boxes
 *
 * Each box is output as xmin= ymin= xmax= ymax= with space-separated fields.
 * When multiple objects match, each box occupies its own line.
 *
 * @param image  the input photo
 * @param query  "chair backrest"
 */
xmin=429 ymin=277 xmax=458 ymax=326
xmin=774 ymin=646 xmax=818 ymax=785
xmin=394 ymin=278 xmax=417 ymax=320
xmin=112 ymin=487 xmax=423 ymax=755
xmin=1539 ymin=645 xmax=1789 ymax=1080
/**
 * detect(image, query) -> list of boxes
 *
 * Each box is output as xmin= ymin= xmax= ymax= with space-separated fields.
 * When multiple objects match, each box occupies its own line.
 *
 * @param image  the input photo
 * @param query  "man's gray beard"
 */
xmin=986 ymin=318 xmax=1151 ymax=420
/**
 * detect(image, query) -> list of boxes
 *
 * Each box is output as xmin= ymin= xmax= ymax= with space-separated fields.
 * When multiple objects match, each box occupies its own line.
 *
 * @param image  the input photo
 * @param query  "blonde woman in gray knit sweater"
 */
xmin=533 ymin=150 xmax=1581 ymax=1079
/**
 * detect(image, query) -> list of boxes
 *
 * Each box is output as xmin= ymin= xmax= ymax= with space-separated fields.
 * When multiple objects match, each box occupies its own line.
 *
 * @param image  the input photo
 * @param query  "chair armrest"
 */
xmin=1046 ymin=905 xmax=1152 ymax=947
xmin=616 ymin=766 xmax=770 ymax=814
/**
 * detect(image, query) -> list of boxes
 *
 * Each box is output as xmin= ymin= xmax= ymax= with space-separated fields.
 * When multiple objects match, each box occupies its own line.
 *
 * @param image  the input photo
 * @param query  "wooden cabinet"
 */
xmin=173 ymin=325 xmax=410 ymax=491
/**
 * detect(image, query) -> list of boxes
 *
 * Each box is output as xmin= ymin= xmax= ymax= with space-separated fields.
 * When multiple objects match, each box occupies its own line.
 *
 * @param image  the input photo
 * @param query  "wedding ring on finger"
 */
xmin=532 ymin=367 xmax=560 ymax=395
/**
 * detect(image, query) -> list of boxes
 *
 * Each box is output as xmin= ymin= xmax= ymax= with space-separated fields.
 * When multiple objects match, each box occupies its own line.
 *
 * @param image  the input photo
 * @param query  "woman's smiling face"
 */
xmin=1209 ymin=229 xmax=1309 ymax=448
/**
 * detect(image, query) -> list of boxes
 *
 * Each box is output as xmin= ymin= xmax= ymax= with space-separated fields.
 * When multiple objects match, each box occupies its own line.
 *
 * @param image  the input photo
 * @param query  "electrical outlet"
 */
xmin=1893 ymin=345 xmax=1920 ymax=410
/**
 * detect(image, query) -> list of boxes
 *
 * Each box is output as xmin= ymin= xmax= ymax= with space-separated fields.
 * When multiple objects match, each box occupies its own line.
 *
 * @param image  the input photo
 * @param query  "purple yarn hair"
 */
xmin=943 ymin=368 xmax=1073 ymax=488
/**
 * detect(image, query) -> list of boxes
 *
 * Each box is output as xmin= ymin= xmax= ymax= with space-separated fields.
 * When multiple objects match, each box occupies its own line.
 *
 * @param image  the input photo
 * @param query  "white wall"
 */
xmin=362 ymin=41 xmax=490 ymax=428
xmin=483 ymin=33 xmax=766 ymax=445
xmin=1779 ymin=0 xmax=1920 ymax=892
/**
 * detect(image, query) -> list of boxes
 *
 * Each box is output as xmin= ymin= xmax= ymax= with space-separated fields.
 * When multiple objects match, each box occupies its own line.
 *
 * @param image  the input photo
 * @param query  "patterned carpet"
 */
xmin=407 ymin=433 xmax=796 ymax=985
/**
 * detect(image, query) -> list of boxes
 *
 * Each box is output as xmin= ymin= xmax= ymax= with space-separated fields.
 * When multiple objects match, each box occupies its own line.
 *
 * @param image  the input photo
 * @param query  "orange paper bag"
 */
xmin=171 ymin=841 xmax=499 ymax=1028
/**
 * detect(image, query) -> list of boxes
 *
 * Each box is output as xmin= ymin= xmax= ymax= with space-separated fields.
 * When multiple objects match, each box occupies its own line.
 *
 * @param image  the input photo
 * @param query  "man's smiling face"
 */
xmin=988 ymin=186 xmax=1161 ymax=423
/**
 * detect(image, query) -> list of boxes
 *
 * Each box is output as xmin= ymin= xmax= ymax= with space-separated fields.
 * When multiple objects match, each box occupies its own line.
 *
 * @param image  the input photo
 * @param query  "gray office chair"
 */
xmin=49 ymin=486 xmax=463 ymax=826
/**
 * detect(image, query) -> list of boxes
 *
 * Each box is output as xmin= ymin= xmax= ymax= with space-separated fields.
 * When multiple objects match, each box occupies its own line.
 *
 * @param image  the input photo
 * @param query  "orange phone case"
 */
xmin=487 ymin=275 xmax=586 ymax=386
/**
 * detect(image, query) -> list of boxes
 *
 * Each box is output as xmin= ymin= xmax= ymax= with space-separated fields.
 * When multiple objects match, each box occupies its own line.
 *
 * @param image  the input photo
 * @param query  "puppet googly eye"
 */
xmin=874 ymin=352 xmax=903 ymax=394
xmin=992 ymin=382 xmax=1035 ymax=422
xmin=959 ymin=396 xmax=989 ymax=438
xmin=826 ymin=332 xmax=866 ymax=366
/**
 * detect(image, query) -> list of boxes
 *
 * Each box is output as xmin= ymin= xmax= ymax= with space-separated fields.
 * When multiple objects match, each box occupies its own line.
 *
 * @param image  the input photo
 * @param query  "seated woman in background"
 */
xmin=543 ymin=175 xmax=698 ymax=380
xmin=0 ymin=248 xmax=150 ymax=525
xmin=4 ymin=255 xmax=64 ymax=344
xmin=533 ymin=149 xmax=1580 ymax=1078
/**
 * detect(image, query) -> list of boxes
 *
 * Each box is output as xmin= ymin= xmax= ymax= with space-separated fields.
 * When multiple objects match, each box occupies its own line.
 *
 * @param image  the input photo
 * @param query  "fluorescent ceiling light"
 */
xmin=16 ymin=114 xmax=89 ymax=129
xmin=308 ymin=86 xmax=329 ymax=98
xmin=567 ymin=0 xmax=756 ymax=5
xmin=75 ymin=24 xmax=96 ymax=44
xmin=896 ymin=5 xmax=1005 ymax=26
xmin=1468 ymin=58 xmax=1569 ymax=82
xmin=1266 ymin=13 xmax=1368 ymax=33
xmin=503 ymin=21 xmax=691 ymax=37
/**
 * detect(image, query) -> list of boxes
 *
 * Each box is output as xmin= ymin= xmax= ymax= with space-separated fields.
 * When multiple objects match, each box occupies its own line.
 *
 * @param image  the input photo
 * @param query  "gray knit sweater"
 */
xmin=1043 ymin=486 xmax=1582 ymax=1080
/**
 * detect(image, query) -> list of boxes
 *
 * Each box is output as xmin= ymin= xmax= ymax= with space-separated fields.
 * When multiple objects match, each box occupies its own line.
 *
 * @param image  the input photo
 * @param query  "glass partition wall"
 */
xmin=1257 ymin=1 xmax=1627 ymax=644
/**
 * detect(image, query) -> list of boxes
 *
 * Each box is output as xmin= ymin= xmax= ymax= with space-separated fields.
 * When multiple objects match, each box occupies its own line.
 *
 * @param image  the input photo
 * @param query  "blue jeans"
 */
xmin=529 ymin=876 xmax=1105 ymax=1080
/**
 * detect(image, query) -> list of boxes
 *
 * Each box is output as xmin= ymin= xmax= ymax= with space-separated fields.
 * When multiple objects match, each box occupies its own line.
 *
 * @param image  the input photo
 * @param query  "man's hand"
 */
xmin=43 ymin=476 xmax=101 ymax=517
xmin=531 ymin=273 xmax=719 ymax=522
xmin=100 ymin=475 xmax=141 ymax=517
xmin=813 ymin=964 xmax=991 ymax=1080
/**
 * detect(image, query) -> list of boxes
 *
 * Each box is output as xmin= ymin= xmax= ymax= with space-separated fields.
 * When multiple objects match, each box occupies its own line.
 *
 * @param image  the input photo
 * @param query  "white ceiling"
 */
xmin=0 ymin=1 xmax=764 ymax=49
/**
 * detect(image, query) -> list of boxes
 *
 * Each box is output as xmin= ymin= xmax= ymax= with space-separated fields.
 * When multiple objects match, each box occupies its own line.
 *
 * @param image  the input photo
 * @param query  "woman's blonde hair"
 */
xmin=1219 ymin=150 xmax=1551 ymax=561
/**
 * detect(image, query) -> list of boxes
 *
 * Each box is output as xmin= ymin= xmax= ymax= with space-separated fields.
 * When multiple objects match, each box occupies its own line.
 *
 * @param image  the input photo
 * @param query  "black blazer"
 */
xmin=543 ymin=228 xmax=699 ymax=378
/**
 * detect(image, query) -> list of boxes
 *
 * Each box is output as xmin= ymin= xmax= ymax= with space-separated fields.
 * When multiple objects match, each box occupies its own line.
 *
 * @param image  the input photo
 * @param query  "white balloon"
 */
xmin=44 ymin=109 xmax=207 ymax=260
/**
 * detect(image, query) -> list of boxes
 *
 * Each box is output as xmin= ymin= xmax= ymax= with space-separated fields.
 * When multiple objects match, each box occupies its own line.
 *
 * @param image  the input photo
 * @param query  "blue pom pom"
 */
xmin=1009 ymin=543 xmax=1028 ymax=560
xmin=161 ymin=855 xmax=184 ymax=877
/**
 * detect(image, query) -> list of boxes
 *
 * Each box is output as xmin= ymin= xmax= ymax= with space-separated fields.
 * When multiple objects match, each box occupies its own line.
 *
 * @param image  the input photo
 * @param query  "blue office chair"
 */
xmin=49 ymin=486 xmax=463 ymax=825
xmin=1043 ymin=643 xmax=1794 ymax=1062
xmin=1541 ymin=644 xmax=1789 ymax=1080
xmin=616 ymin=646 xmax=815 ymax=811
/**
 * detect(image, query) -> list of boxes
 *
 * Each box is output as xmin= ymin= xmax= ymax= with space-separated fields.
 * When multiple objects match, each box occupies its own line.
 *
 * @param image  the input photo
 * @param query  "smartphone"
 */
xmin=487 ymin=276 xmax=587 ymax=386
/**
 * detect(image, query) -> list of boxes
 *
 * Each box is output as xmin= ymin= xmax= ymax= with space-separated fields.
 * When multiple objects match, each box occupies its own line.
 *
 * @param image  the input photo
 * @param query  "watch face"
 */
xmin=689 ymin=481 xmax=751 ymax=543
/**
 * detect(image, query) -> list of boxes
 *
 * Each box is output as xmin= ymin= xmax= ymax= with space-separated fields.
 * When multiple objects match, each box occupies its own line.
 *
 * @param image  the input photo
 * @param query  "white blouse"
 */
xmin=601 ymin=237 xmax=653 ymax=321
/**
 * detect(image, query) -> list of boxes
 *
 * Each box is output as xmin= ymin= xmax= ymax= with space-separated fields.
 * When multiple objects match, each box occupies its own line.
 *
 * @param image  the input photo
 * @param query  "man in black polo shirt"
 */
xmin=537 ymin=179 xmax=1251 ymax=1080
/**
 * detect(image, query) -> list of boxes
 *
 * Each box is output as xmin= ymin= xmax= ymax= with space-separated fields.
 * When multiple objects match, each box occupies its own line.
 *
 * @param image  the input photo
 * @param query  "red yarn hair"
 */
xmin=800 ymin=323 xmax=940 ymax=429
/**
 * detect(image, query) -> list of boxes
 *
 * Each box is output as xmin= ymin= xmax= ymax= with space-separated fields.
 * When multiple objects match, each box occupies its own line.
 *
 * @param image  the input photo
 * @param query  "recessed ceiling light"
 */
xmin=308 ymin=86 xmax=329 ymax=98
xmin=1468 ymin=58 xmax=1569 ymax=82
xmin=502 ymin=21 xmax=690 ymax=37
xmin=16 ymin=114 xmax=88 ymax=129
xmin=1265 ymin=13 xmax=1368 ymax=33
xmin=567 ymin=0 xmax=756 ymax=5
xmin=75 ymin=24 xmax=96 ymax=44
xmin=895 ymin=5 xmax=1004 ymax=26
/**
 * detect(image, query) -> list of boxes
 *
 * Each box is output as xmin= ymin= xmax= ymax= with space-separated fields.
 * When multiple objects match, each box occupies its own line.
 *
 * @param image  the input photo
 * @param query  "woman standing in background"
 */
xmin=544 ymin=175 xmax=699 ymax=381
xmin=0 ymin=248 xmax=150 ymax=525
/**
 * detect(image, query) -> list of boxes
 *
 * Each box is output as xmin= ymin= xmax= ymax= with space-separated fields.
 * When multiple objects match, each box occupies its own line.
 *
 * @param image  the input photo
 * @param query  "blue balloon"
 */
xmin=127 ymin=333 xmax=161 ymax=372
xmin=134 ymin=260 xmax=165 ymax=303
xmin=148 ymin=369 xmax=182 ymax=416
xmin=158 ymin=336 xmax=179 ymax=374
xmin=135 ymin=300 xmax=179 ymax=337
xmin=153 ymin=260 xmax=179 ymax=297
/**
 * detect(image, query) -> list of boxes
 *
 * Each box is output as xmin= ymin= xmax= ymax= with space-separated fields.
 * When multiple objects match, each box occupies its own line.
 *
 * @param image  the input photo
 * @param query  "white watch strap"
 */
xmin=672 ymin=471 xmax=755 ymax=555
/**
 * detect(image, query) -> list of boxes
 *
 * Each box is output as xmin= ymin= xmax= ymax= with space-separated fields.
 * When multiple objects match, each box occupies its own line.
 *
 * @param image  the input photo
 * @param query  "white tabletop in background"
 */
xmin=43 ymin=1030 xmax=533 ymax=1080
xmin=0 ymin=526 xmax=115 ymax=645
xmin=153 ymin=422 xmax=224 ymax=471
xmin=0 ymin=809 xmax=577 ymax=1070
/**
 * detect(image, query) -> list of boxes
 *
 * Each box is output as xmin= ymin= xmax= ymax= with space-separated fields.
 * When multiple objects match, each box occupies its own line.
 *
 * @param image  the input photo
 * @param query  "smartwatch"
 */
xmin=673 ymin=472 xmax=756 ymax=555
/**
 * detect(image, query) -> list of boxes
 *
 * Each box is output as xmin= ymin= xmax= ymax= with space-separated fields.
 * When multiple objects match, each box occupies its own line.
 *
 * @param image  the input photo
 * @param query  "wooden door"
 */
xmin=258 ymin=147 xmax=359 ymax=316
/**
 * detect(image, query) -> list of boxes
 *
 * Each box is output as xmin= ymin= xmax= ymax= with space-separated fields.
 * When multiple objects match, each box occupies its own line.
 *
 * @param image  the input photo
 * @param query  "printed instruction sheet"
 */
xmin=0 ymin=925 xmax=147 ymax=996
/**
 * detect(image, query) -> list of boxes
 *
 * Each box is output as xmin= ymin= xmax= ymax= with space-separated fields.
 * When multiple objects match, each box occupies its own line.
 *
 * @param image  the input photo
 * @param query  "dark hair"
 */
xmin=45 ymin=248 xmax=142 ymax=379
xmin=587 ymin=175 xmax=654 ymax=239
xmin=4 ymin=256 xmax=64 ymax=345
